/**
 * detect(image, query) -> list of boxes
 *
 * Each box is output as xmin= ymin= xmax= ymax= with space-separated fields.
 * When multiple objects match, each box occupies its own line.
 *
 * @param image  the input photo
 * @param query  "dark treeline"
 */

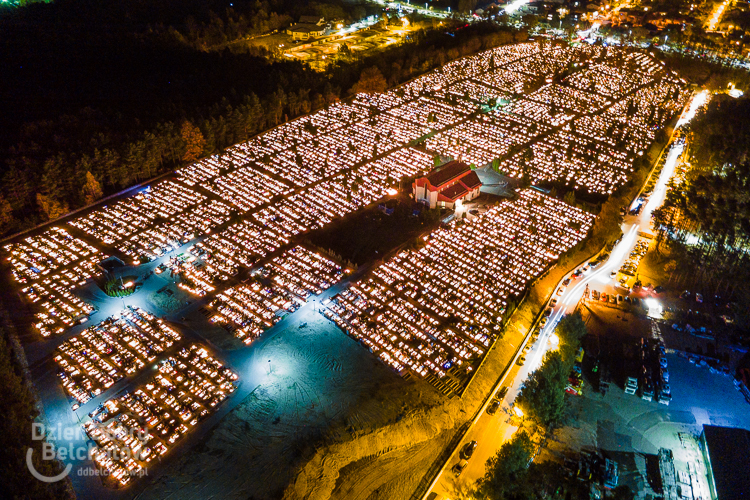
xmin=654 ymin=95 xmax=750 ymax=332
xmin=0 ymin=309 xmax=74 ymax=499
xmin=658 ymin=51 xmax=750 ymax=91
xmin=0 ymin=0 xmax=526 ymax=237
xmin=0 ymin=0 xmax=370 ymax=147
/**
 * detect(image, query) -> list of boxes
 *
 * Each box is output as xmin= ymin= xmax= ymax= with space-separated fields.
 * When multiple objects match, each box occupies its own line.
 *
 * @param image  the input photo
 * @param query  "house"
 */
xmin=288 ymin=24 xmax=326 ymax=40
xmin=412 ymin=161 xmax=482 ymax=209
xmin=299 ymin=15 xmax=325 ymax=26
xmin=286 ymin=16 xmax=327 ymax=40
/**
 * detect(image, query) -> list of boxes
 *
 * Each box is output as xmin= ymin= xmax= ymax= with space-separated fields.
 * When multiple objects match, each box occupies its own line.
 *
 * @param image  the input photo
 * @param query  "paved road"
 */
xmin=428 ymin=91 xmax=707 ymax=499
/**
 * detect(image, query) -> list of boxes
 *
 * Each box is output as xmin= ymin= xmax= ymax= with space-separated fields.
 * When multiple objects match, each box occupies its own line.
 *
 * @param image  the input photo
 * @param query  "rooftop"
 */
xmin=703 ymin=425 xmax=750 ymax=500
xmin=439 ymin=182 xmax=470 ymax=202
xmin=461 ymin=171 xmax=482 ymax=190
xmin=425 ymin=160 xmax=472 ymax=188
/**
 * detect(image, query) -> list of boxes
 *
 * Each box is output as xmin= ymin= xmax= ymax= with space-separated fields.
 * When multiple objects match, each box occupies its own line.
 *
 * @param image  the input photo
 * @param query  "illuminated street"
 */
xmin=428 ymin=90 xmax=709 ymax=499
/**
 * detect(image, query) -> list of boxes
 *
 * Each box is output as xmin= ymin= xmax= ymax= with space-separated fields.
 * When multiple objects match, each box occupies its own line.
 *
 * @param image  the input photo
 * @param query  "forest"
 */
xmin=654 ymin=95 xmax=750 ymax=332
xmin=0 ymin=0 xmax=525 ymax=238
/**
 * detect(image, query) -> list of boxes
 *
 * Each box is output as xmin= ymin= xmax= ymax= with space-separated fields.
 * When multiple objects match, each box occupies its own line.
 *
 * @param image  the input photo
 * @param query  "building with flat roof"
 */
xmin=413 ymin=160 xmax=482 ymax=209
xmin=701 ymin=425 xmax=750 ymax=500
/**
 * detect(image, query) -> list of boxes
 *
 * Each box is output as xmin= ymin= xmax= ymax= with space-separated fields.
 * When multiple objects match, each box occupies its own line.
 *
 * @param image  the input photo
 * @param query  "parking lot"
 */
xmin=554 ymin=303 xmax=750 ymax=499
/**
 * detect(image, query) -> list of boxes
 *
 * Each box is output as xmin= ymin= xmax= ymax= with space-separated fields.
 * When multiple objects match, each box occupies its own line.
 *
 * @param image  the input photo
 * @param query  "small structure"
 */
xmin=412 ymin=160 xmax=482 ymax=209
xmin=700 ymin=425 xmax=750 ymax=500
xmin=287 ymin=16 xmax=326 ymax=40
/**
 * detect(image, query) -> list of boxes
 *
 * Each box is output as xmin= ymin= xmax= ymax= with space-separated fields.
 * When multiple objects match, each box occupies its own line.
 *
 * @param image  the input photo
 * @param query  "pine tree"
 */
xmin=181 ymin=121 xmax=206 ymax=163
xmin=82 ymin=171 xmax=103 ymax=205
xmin=36 ymin=193 xmax=69 ymax=221
xmin=0 ymin=195 xmax=13 ymax=234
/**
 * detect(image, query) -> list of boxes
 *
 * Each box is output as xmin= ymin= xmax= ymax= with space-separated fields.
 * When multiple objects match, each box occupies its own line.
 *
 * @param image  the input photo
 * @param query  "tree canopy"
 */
xmin=516 ymin=313 xmax=587 ymax=427
xmin=0 ymin=10 xmax=525 ymax=238
xmin=657 ymin=95 xmax=750 ymax=330
xmin=476 ymin=430 xmax=534 ymax=499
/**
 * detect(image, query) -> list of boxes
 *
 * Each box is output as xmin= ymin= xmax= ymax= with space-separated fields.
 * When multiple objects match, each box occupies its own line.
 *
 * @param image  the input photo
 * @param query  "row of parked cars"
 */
xmin=625 ymin=339 xmax=671 ymax=405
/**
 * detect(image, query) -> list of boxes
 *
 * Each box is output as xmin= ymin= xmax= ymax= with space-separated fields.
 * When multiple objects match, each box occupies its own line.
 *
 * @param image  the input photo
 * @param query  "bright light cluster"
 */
xmin=70 ymin=181 xmax=206 ymax=246
xmin=192 ymin=147 xmax=433 ymax=280
xmin=82 ymin=344 xmax=238 ymax=485
xmin=3 ymin=227 xmax=104 ymax=336
xmin=324 ymin=190 xmax=595 ymax=380
xmin=54 ymin=307 xmax=182 ymax=404
xmin=208 ymin=245 xmax=345 ymax=343
xmin=3 ymin=41 xmax=686 ymax=347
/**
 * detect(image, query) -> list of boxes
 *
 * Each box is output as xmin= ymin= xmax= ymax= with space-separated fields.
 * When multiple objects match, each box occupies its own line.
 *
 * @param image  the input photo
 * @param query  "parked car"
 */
xmin=460 ymin=441 xmax=478 ymax=460
xmin=563 ymin=278 xmax=571 ymax=286
xmin=452 ymin=459 xmax=469 ymax=477
xmin=658 ymin=383 xmax=672 ymax=405
xmin=486 ymin=400 xmax=501 ymax=415
xmin=641 ymin=377 xmax=654 ymax=401
xmin=659 ymin=356 xmax=668 ymax=368
xmin=661 ymin=368 xmax=669 ymax=382
xmin=495 ymin=386 xmax=509 ymax=400
xmin=601 ymin=293 xmax=608 ymax=302
xmin=610 ymin=270 xmax=617 ymax=278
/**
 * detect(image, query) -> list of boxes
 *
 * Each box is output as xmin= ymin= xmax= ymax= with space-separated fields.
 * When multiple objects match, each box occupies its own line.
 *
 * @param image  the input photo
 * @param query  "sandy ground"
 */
xmin=16 ymin=209 xmax=606 ymax=500
xmin=132 ymin=311 xmax=443 ymax=500
xmin=331 ymin=430 xmax=453 ymax=500
xmin=280 ymin=240 xmax=604 ymax=500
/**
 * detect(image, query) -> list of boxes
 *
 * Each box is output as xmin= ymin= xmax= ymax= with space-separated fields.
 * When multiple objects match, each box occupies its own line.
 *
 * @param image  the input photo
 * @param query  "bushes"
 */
xmin=103 ymin=278 xmax=136 ymax=297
